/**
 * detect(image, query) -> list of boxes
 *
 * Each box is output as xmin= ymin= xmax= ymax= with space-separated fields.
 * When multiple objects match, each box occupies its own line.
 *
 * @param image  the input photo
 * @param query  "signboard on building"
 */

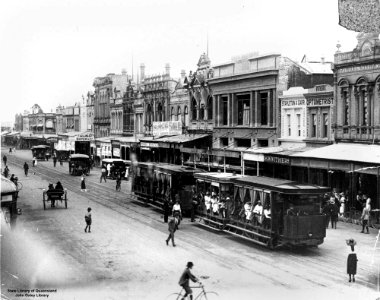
xmin=264 ymin=155 xmax=290 ymax=165
xmin=76 ymin=132 xmax=94 ymax=141
xmin=281 ymin=99 xmax=306 ymax=107
xmin=153 ymin=121 xmax=182 ymax=137
xmin=113 ymin=148 xmax=120 ymax=157
xmin=306 ymin=98 xmax=333 ymax=106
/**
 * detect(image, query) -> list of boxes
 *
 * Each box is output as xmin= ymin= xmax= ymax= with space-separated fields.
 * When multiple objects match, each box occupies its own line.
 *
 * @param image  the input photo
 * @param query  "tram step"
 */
xmin=225 ymin=230 xmax=269 ymax=247
xmin=225 ymin=224 xmax=270 ymax=240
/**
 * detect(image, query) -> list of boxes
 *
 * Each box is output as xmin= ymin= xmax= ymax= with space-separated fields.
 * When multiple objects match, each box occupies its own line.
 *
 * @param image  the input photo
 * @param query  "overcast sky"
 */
xmin=0 ymin=0 xmax=358 ymax=125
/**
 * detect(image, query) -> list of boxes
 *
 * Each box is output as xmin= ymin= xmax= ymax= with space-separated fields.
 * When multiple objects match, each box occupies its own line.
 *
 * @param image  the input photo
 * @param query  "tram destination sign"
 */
xmin=264 ymin=154 xmax=290 ymax=165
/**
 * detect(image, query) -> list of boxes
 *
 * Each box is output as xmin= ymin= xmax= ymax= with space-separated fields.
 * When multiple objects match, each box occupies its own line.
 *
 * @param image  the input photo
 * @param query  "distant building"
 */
xmin=93 ymin=72 xmax=129 ymax=138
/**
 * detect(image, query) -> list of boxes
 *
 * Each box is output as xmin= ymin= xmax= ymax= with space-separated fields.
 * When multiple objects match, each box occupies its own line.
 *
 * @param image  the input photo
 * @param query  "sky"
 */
xmin=0 ymin=0 xmax=359 ymax=125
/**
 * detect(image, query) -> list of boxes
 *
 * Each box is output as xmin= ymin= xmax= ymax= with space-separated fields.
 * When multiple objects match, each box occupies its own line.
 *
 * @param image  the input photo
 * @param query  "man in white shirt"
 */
xmin=244 ymin=202 xmax=252 ymax=222
xmin=172 ymin=200 xmax=182 ymax=227
xmin=106 ymin=163 xmax=111 ymax=177
xmin=204 ymin=192 xmax=211 ymax=214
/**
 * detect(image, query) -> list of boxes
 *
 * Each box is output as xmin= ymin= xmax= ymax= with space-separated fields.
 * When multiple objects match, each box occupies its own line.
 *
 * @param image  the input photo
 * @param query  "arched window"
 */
xmin=192 ymin=98 xmax=197 ymax=120
xmin=199 ymin=104 xmax=205 ymax=120
xmin=171 ymin=107 xmax=175 ymax=121
xmin=184 ymin=106 xmax=189 ymax=126
xmin=207 ymin=96 xmax=213 ymax=120
xmin=158 ymin=103 xmax=163 ymax=122
xmin=177 ymin=106 xmax=182 ymax=123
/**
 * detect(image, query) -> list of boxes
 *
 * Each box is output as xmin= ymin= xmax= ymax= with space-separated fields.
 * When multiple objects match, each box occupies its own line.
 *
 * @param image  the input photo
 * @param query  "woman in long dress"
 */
xmin=81 ymin=175 xmax=87 ymax=192
xmin=346 ymin=239 xmax=358 ymax=282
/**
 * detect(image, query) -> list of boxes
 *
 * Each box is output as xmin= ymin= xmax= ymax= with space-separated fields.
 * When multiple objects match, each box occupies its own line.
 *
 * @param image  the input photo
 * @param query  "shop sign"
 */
xmin=76 ymin=132 xmax=94 ymax=141
xmin=264 ymin=155 xmax=290 ymax=165
xmin=338 ymin=64 xmax=380 ymax=74
xmin=140 ymin=142 xmax=159 ymax=148
xmin=243 ymin=152 xmax=264 ymax=162
xmin=47 ymin=138 xmax=58 ymax=143
xmin=306 ymin=98 xmax=333 ymax=106
xmin=281 ymin=99 xmax=305 ymax=107
xmin=96 ymin=147 xmax=101 ymax=156
xmin=153 ymin=121 xmax=182 ymax=137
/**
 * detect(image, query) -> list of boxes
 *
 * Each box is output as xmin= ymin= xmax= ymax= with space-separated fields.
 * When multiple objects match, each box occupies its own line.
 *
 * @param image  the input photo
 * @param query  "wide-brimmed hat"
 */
xmin=187 ymin=262 xmax=194 ymax=268
xmin=346 ymin=239 xmax=356 ymax=247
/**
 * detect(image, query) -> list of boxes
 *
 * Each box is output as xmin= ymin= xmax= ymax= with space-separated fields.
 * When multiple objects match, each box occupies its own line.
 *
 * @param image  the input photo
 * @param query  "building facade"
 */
xmin=93 ymin=71 xmax=129 ymax=138
xmin=86 ymin=92 xmax=95 ymax=132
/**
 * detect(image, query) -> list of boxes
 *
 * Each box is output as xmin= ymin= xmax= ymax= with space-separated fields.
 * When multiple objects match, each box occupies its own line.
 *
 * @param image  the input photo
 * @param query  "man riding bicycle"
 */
xmin=178 ymin=262 xmax=198 ymax=300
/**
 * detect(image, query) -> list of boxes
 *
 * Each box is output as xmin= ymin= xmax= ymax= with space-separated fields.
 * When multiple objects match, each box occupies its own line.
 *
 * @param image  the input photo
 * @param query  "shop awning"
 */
xmin=292 ymin=143 xmax=380 ymax=165
xmin=1 ymin=176 xmax=17 ymax=195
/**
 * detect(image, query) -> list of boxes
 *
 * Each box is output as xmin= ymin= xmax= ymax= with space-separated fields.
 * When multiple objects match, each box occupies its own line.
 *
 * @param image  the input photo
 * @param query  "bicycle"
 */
xmin=167 ymin=276 xmax=218 ymax=300
xmin=16 ymin=181 xmax=23 ymax=191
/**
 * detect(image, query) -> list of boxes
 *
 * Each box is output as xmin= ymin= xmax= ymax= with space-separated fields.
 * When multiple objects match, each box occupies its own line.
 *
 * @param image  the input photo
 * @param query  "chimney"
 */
xmin=140 ymin=63 xmax=145 ymax=81
xmin=181 ymin=70 xmax=186 ymax=79
xmin=165 ymin=63 xmax=170 ymax=76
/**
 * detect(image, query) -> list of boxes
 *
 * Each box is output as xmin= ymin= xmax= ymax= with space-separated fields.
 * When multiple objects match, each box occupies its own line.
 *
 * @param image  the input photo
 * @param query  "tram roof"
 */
xmin=1 ymin=176 xmax=17 ymax=194
xmin=102 ymin=158 xmax=129 ymax=164
xmin=31 ymin=145 xmax=50 ymax=149
xmin=194 ymin=172 xmax=243 ymax=182
xmin=154 ymin=163 xmax=205 ymax=174
xmin=232 ymin=176 xmax=330 ymax=194
xmin=70 ymin=154 xmax=90 ymax=159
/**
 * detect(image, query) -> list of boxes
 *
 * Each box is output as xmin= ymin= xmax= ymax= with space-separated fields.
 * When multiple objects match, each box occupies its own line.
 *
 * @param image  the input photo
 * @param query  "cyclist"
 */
xmin=178 ymin=262 xmax=199 ymax=300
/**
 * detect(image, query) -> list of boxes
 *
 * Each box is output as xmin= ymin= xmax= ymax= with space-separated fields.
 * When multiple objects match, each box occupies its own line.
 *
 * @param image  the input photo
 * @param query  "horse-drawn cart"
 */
xmin=42 ymin=189 xmax=68 ymax=210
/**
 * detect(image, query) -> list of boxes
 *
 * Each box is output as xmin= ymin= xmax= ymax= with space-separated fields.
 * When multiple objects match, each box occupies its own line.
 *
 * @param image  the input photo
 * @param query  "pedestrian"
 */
xmin=53 ymin=155 xmax=57 ymax=167
xmin=32 ymin=156 xmax=37 ymax=167
xmin=178 ymin=262 xmax=199 ymax=300
xmin=106 ymin=163 xmax=111 ymax=177
xmin=116 ymin=174 xmax=121 ymax=191
xmin=360 ymin=203 xmax=370 ymax=234
xmin=191 ymin=195 xmax=198 ymax=222
xmin=81 ymin=174 xmax=87 ymax=192
xmin=9 ymin=147 xmax=12 ymax=154
xmin=23 ymin=162 xmax=29 ymax=176
xmin=165 ymin=217 xmax=177 ymax=247
xmin=329 ymin=198 xmax=339 ymax=229
xmin=172 ymin=199 xmax=182 ymax=228
xmin=346 ymin=239 xmax=358 ymax=282
xmin=100 ymin=166 xmax=107 ymax=183
xmin=59 ymin=157 xmax=63 ymax=166
xmin=3 ymin=154 xmax=7 ymax=166
xmin=84 ymin=207 xmax=92 ymax=233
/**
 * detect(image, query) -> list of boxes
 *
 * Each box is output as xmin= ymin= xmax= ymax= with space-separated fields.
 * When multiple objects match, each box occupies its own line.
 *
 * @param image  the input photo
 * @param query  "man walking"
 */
xmin=165 ymin=217 xmax=177 ymax=247
xmin=53 ymin=155 xmax=57 ymax=167
xmin=3 ymin=155 xmax=7 ymax=166
xmin=100 ymin=166 xmax=107 ymax=183
xmin=23 ymin=162 xmax=29 ymax=176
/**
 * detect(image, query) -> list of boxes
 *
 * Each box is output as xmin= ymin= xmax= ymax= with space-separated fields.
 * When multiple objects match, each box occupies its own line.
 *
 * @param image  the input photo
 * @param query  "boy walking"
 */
xmin=84 ymin=207 xmax=92 ymax=233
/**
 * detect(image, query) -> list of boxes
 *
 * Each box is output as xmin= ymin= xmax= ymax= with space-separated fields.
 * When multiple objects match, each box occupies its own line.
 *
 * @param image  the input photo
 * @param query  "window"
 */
xmin=192 ymin=98 xmax=197 ymax=120
xmin=235 ymin=138 xmax=251 ymax=148
xmin=171 ymin=107 xmax=175 ymax=121
xmin=200 ymin=104 xmax=205 ymax=120
xmin=296 ymin=114 xmax=301 ymax=137
xmin=343 ymin=90 xmax=349 ymax=125
xmin=237 ymin=95 xmax=250 ymax=125
xmin=207 ymin=96 xmax=213 ymax=120
xmin=222 ymin=96 xmax=228 ymax=125
xmin=257 ymin=139 xmax=268 ymax=147
xmin=323 ymin=113 xmax=328 ymax=138
xmin=362 ymin=90 xmax=368 ymax=125
xmin=287 ymin=114 xmax=291 ymax=136
xmin=177 ymin=107 xmax=182 ymax=123
xmin=184 ymin=106 xmax=189 ymax=126
xmin=260 ymin=92 xmax=268 ymax=125
xmin=158 ymin=103 xmax=163 ymax=121
xmin=311 ymin=114 xmax=317 ymax=137
xmin=220 ymin=137 xmax=228 ymax=147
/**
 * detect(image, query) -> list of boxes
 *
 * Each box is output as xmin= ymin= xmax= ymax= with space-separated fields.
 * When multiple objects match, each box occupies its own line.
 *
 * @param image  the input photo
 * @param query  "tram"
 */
xmin=69 ymin=154 xmax=91 ymax=176
xmin=101 ymin=158 xmax=131 ymax=180
xmin=132 ymin=162 xmax=204 ymax=215
xmin=31 ymin=145 xmax=51 ymax=160
xmin=196 ymin=173 xmax=330 ymax=249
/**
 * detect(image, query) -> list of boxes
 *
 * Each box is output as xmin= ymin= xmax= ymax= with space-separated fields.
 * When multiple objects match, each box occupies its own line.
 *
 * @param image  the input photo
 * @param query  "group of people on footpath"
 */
xmin=322 ymin=191 xmax=372 ymax=232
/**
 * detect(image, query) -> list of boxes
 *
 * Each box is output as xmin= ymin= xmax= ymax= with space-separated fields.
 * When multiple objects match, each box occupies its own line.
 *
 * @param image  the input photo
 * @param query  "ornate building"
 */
xmin=86 ymin=91 xmax=95 ymax=132
xmin=186 ymin=53 xmax=214 ymax=133
xmin=142 ymin=64 xmax=177 ymax=136
xmin=93 ymin=71 xmax=129 ymax=138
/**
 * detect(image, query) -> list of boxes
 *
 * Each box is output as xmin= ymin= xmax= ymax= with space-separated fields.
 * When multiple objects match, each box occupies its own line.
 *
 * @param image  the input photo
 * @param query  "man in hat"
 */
xmin=178 ymin=262 xmax=199 ymax=300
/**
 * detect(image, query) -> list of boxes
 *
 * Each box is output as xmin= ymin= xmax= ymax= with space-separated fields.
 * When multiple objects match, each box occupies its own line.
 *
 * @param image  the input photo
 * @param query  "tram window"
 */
xmin=263 ymin=193 xmax=270 ymax=207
